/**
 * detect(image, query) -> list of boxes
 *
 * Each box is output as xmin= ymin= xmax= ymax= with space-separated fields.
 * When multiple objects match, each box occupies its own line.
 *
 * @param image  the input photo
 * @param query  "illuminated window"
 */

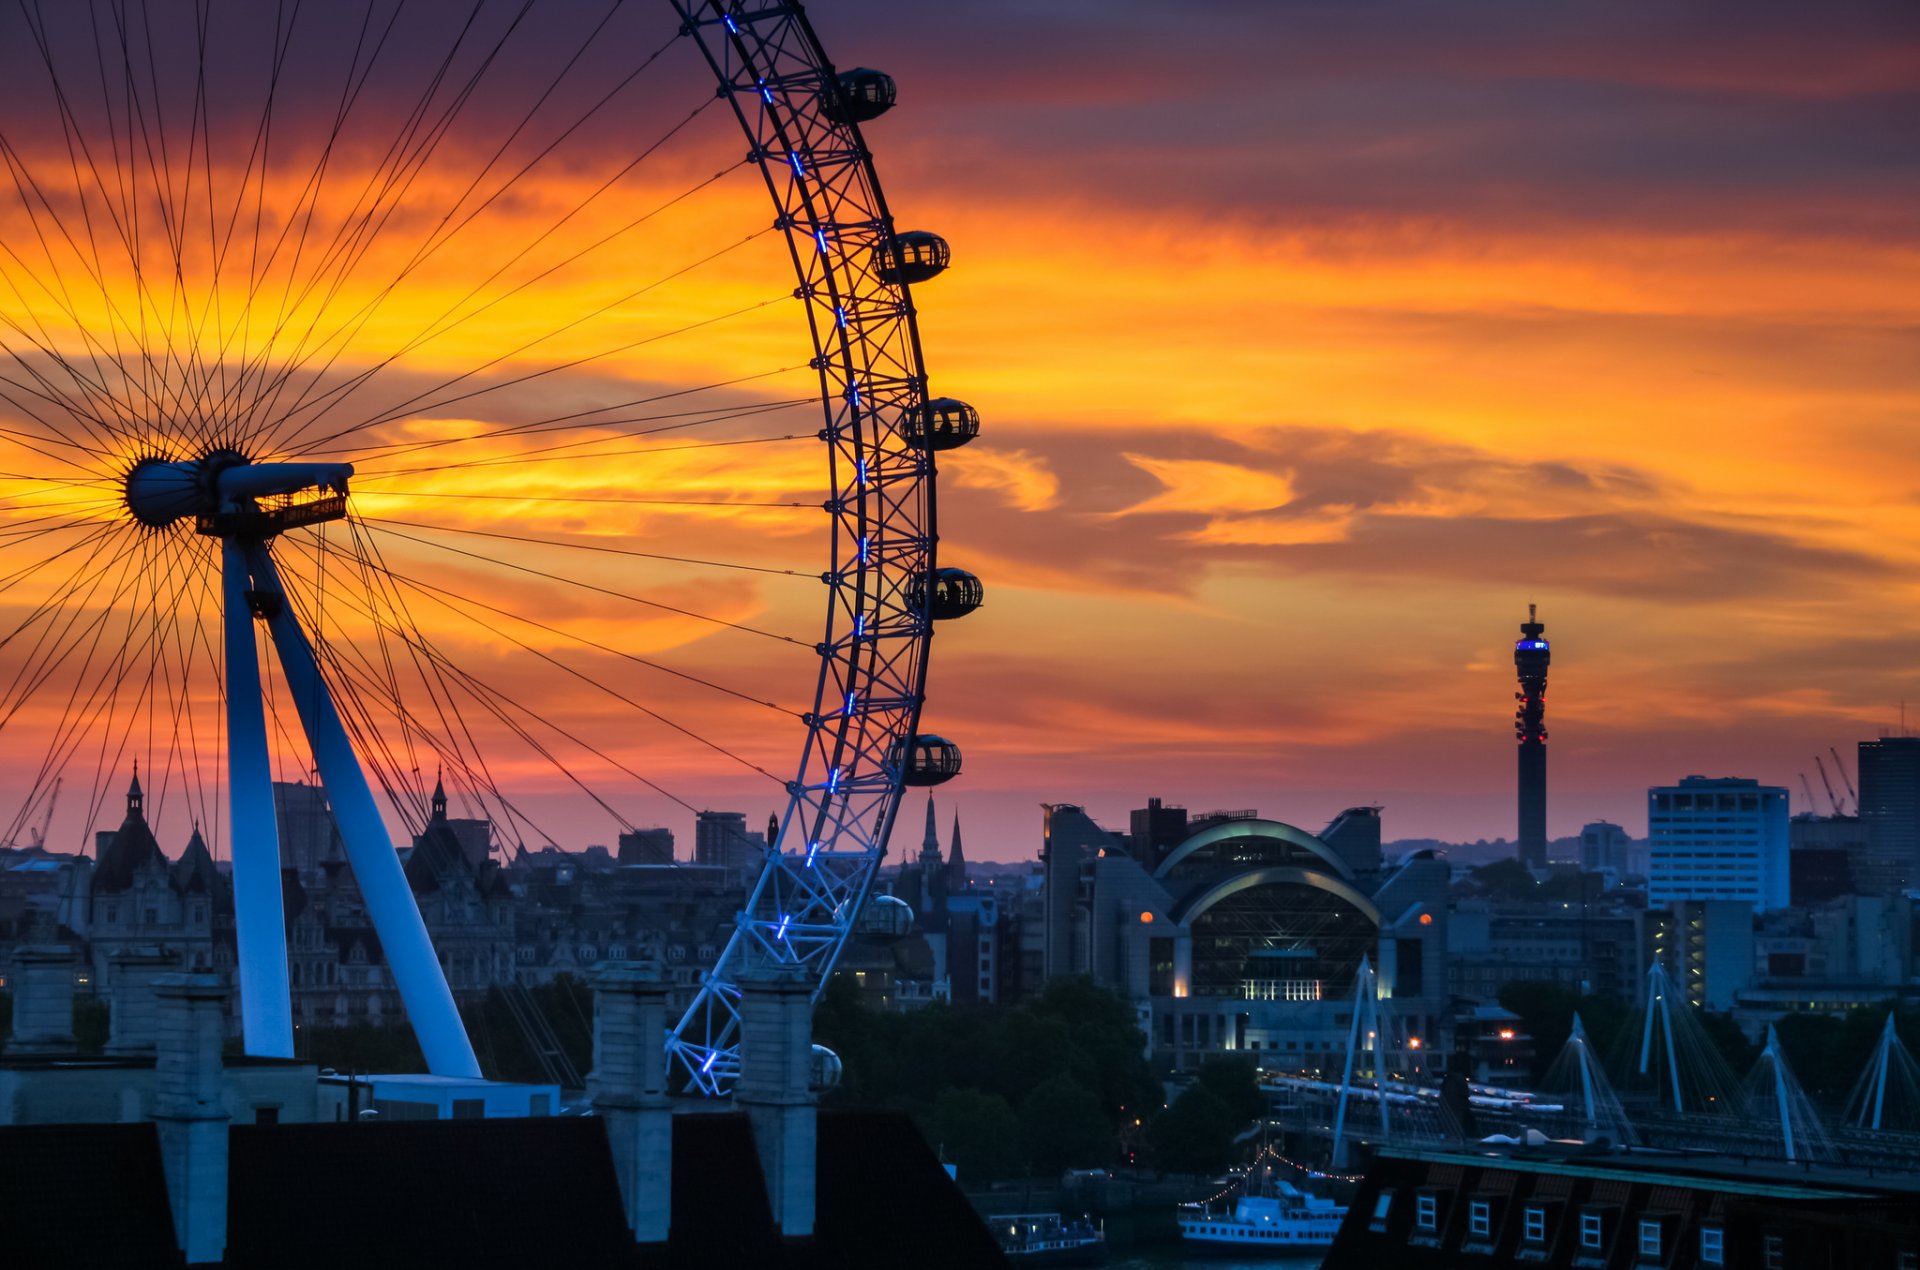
xmin=1415 ymin=1194 xmax=1437 ymax=1231
xmin=1524 ymin=1207 xmax=1546 ymax=1243
xmin=1469 ymin=1200 xmax=1491 ymax=1238
xmin=1639 ymin=1219 xmax=1662 ymax=1257
xmin=1700 ymin=1227 xmax=1724 ymax=1266
xmin=1581 ymin=1212 xmax=1604 ymax=1250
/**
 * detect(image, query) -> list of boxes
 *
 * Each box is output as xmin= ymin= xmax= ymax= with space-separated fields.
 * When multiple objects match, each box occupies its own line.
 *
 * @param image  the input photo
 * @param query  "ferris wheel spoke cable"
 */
xmin=367 ymin=519 xmax=806 ymax=644
xmin=283 ymin=565 xmax=649 ymax=835
xmin=289 ymin=524 xmax=782 ymax=841
xmin=312 ymin=519 xmax=581 ymax=845
xmin=0 ymin=527 xmax=156 ymax=838
xmin=350 ymin=417 xmax=810 ymax=480
xmin=356 ymin=513 xmax=814 ymax=579
xmin=372 ymin=551 xmax=800 ymax=719
xmin=287 ymin=241 xmax=784 ymax=458
xmin=233 ymin=4 xmax=645 ymax=448
xmin=275 ymin=143 xmax=743 ymax=452
xmin=343 ymin=517 xmax=792 ymax=781
xmin=226 ymin=1 xmax=523 ymax=430
xmin=326 ymin=365 xmax=812 ymax=464
xmin=255 ymin=27 xmax=713 ymax=451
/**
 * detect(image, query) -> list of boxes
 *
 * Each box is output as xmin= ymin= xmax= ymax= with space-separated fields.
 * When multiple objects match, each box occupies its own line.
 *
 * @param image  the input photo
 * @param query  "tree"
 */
xmin=919 ymin=1087 xmax=1023 ymax=1183
xmin=1470 ymin=858 xmax=1538 ymax=901
xmin=1149 ymin=1085 xmax=1236 ymax=1176
xmin=1019 ymin=1074 xmax=1112 ymax=1175
xmin=1194 ymin=1056 xmax=1263 ymax=1128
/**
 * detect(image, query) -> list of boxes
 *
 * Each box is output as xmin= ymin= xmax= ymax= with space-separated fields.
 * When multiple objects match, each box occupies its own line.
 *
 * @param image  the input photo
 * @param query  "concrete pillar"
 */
xmin=735 ymin=964 xmax=815 ymax=1239
xmin=153 ymin=973 xmax=229 ymax=1265
xmin=588 ymin=962 xmax=672 ymax=1245
xmin=5 ymin=945 xmax=76 ymax=1055
xmin=106 ymin=948 xmax=177 ymax=1057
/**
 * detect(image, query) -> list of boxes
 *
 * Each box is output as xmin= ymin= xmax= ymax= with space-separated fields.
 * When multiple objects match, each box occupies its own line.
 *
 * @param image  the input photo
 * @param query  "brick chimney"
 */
xmin=588 ymin=961 xmax=672 ymax=1245
xmin=105 ymin=947 xmax=177 ymax=1057
xmin=152 ymin=973 xmax=229 ymax=1265
xmin=5 ymin=945 xmax=76 ymax=1055
xmin=735 ymin=963 xmax=816 ymax=1239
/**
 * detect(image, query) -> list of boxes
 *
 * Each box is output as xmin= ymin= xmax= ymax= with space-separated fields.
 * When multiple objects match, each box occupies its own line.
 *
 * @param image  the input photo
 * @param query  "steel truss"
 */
xmin=667 ymin=0 xmax=940 ymax=1094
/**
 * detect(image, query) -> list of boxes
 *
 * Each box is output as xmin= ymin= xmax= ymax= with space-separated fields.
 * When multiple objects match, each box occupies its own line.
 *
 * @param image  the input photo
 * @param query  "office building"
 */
xmin=1647 ymin=776 xmax=1789 ymax=910
xmin=1858 ymin=737 xmax=1920 ymax=894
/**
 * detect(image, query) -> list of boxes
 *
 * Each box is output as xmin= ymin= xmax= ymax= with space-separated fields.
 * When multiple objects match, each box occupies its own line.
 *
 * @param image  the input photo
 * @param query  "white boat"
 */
xmin=988 ymin=1212 xmax=1107 ymax=1265
xmin=1178 ymin=1177 xmax=1347 ymax=1251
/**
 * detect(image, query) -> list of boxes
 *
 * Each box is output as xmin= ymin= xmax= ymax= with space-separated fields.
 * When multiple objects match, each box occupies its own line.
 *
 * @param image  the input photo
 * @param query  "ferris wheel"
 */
xmin=0 ymin=0 xmax=980 ymax=1093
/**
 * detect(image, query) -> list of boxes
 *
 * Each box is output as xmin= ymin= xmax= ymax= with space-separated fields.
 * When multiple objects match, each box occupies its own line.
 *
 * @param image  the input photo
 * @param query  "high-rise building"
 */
xmin=1647 ymin=776 xmax=1789 ymax=910
xmin=1128 ymin=797 xmax=1188 ymax=869
xmin=1041 ymin=804 xmax=1118 ymax=981
xmin=1857 ymin=737 xmax=1920 ymax=894
xmin=1514 ymin=606 xmax=1550 ymax=868
xmin=693 ymin=810 xmax=763 ymax=875
xmin=617 ymin=827 xmax=675 ymax=865
xmin=1580 ymin=820 xmax=1630 ymax=873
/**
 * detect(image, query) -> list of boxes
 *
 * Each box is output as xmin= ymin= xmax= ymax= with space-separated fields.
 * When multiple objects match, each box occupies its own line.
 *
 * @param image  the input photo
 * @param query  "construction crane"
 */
xmin=4 ymin=777 xmax=60 ymax=851
xmin=1829 ymin=747 xmax=1859 ymax=815
xmin=1800 ymin=774 xmax=1820 ymax=815
xmin=1814 ymin=755 xmax=1844 ymax=817
xmin=28 ymin=779 xmax=59 ymax=849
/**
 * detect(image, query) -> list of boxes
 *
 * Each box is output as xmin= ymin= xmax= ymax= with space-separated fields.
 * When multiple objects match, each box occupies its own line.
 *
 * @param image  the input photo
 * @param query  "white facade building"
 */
xmin=1647 ymin=776 xmax=1789 ymax=910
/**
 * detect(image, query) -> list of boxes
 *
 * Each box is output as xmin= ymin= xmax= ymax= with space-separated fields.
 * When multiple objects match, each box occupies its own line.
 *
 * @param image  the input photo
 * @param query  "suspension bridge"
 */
xmin=1261 ymin=958 xmax=1920 ymax=1176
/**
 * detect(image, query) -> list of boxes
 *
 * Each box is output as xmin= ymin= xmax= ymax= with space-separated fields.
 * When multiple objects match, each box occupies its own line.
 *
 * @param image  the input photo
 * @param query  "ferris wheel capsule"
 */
xmin=905 ymin=398 xmax=980 ymax=451
xmin=822 ymin=68 xmax=896 ymax=123
xmin=874 ymin=231 xmax=950 ymax=284
xmin=910 ymin=568 xmax=984 ymax=621
xmin=895 ymin=734 xmax=963 ymax=787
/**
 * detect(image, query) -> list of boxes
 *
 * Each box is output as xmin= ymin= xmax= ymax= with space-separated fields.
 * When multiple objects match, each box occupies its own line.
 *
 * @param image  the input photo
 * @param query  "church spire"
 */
xmin=127 ymin=762 xmax=144 ymax=817
xmin=946 ymin=809 xmax=966 ymax=889
xmin=430 ymin=771 xmax=447 ymax=822
xmin=921 ymin=794 xmax=940 ymax=861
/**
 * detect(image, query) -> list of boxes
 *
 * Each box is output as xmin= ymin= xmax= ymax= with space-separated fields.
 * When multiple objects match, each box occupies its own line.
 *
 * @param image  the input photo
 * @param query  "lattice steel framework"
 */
xmin=667 ymin=0 xmax=941 ymax=1093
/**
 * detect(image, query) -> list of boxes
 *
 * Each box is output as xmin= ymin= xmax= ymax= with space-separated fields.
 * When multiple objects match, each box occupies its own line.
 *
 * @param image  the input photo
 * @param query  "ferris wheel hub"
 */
xmin=124 ymin=452 xmax=353 ymax=538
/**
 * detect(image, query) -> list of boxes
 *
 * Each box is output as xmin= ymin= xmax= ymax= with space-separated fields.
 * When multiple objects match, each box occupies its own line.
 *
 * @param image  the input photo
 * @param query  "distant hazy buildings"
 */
xmin=1580 ymin=820 xmax=1630 ymax=874
xmin=616 ymin=826 xmax=675 ymax=865
xmin=1857 ymin=736 xmax=1920 ymax=894
xmin=693 ymin=810 xmax=765 ymax=876
xmin=1647 ymin=776 xmax=1789 ymax=910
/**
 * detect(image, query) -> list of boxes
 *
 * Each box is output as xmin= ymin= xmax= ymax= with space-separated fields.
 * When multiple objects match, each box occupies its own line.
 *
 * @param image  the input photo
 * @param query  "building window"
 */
xmin=1639 ymin=1219 xmax=1662 ymax=1257
xmin=1700 ymin=1227 xmax=1724 ymax=1266
xmin=1415 ymin=1194 xmax=1437 ymax=1231
xmin=1469 ymin=1200 xmax=1491 ymax=1238
xmin=1524 ymin=1207 xmax=1546 ymax=1243
xmin=1581 ymin=1212 xmax=1604 ymax=1250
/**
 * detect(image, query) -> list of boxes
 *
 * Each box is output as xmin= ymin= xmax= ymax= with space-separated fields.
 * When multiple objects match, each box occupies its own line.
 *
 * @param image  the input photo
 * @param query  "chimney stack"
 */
xmin=105 ymin=947 xmax=177 ymax=1057
xmin=735 ymin=964 xmax=816 ymax=1239
xmin=152 ymin=973 xmax=229 ymax=1265
xmin=588 ymin=962 xmax=673 ymax=1245
xmin=5 ymin=945 xmax=76 ymax=1055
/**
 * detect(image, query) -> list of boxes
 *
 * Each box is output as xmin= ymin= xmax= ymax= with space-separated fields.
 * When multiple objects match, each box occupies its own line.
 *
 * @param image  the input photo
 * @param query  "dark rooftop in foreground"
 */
xmin=1 ymin=1109 xmax=1007 ymax=1270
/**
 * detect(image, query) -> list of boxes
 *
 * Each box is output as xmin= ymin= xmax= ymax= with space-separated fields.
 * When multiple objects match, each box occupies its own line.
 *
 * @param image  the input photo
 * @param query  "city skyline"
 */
xmin=0 ymin=2 xmax=1915 ymax=863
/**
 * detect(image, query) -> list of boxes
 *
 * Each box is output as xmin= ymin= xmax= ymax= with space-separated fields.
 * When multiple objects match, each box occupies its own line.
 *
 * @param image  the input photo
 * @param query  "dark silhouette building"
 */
xmin=1514 ymin=606 xmax=1550 ymax=868
xmin=1858 ymin=737 xmax=1920 ymax=894
xmin=617 ymin=827 xmax=675 ymax=866
xmin=1128 ymin=797 xmax=1188 ymax=869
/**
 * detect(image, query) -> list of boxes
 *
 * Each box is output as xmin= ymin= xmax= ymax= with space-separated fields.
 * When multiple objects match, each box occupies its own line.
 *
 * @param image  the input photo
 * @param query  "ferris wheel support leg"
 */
xmin=244 ymin=544 xmax=481 ymax=1079
xmin=221 ymin=540 xmax=294 ymax=1059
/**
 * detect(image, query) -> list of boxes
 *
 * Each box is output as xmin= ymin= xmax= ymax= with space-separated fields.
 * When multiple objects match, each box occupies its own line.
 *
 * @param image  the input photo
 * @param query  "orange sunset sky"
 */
xmin=0 ymin=1 xmax=1917 ymax=861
